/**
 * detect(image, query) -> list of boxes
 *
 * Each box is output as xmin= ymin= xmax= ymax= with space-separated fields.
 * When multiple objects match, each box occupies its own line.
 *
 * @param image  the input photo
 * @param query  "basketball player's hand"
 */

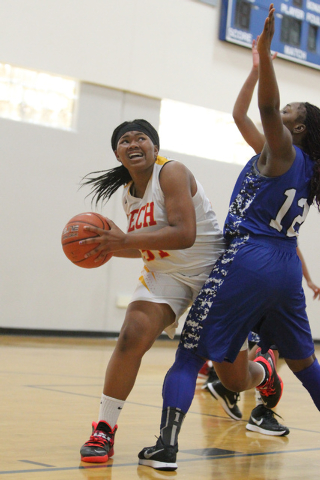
xmin=252 ymin=37 xmax=260 ymax=70
xmin=252 ymin=36 xmax=277 ymax=69
xmin=307 ymin=280 xmax=320 ymax=301
xmin=81 ymin=219 xmax=127 ymax=260
xmin=257 ymin=4 xmax=275 ymax=54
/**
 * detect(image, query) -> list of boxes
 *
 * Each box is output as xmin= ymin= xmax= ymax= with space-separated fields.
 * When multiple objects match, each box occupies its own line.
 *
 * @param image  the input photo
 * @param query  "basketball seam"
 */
xmin=91 ymin=212 xmax=105 ymax=229
xmin=61 ymin=213 xmax=111 ymax=267
xmin=61 ymin=215 xmax=109 ymax=246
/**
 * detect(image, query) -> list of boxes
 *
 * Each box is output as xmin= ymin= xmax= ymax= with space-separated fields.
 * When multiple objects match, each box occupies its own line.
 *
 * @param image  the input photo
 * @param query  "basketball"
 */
xmin=61 ymin=212 xmax=112 ymax=268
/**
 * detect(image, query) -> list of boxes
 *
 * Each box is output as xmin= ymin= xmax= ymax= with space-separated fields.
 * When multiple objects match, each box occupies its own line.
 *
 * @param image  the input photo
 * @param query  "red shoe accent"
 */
xmin=91 ymin=421 xmax=98 ymax=433
xmin=198 ymin=360 xmax=212 ymax=378
xmin=254 ymin=349 xmax=283 ymax=408
xmin=80 ymin=421 xmax=117 ymax=463
xmin=80 ymin=454 xmax=109 ymax=463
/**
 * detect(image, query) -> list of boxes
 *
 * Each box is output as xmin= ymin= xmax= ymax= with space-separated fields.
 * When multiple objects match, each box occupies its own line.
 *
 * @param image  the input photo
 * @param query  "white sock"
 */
xmin=98 ymin=394 xmax=125 ymax=429
xmin=255 ymin=388 xmax=263 ymax=406
xmin=255 ymin=362 xmax=266 ymax=386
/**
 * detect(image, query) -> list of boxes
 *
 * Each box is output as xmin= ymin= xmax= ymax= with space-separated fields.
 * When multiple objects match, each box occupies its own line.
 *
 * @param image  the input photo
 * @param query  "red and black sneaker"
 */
xmin=80 ymin=420 xmax=117 ymax=463
xmin=254 ymin=348 xmax=283 ymax=409
xmin=198 ymin=360 xmax=213 ymax=379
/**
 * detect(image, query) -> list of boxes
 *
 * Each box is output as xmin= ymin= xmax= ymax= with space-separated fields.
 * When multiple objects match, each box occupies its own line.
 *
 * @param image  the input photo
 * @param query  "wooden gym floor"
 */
xmin=1 ymin=335 xmax=320 ymax=480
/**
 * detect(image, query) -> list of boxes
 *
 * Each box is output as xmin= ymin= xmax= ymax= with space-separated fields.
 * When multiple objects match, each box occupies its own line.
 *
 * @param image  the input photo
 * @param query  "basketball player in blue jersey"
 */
xmin=77 ymin=119 xmax=226 ymax=463
xmin=138 ymin=4 xmax=320 ymax=470
xmin=205 ymin=34 xmax=320 ymax=436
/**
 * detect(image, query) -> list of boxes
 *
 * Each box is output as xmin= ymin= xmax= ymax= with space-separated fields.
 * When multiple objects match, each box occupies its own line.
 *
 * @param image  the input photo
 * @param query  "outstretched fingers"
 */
xmin=264 ymin=5 xmax=275 ymax=38
xmin=257 ymin=4 xmax=275 ymax=52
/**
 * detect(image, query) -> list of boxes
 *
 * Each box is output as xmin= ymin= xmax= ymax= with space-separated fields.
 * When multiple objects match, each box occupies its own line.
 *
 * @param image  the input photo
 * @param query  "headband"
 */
xmin=111 ymin=120 xmax=160 ymax=150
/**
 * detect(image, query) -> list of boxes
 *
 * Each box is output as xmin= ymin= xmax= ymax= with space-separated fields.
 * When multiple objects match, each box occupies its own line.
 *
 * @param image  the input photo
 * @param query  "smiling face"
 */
xmin=114 ymin=131 xmax=159 ymax=174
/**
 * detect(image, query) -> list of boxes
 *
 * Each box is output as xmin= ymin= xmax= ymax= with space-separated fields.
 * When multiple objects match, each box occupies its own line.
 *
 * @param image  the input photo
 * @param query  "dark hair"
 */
xmin=81 ymin=119 xmax=159 ymax=205
xmin=111 ymin=119 xmax=160 ymax=151
xmin=302 ymin=102 xmax=320 ymax=210
xmin=81 ymin=165 xmax=132 ymax=205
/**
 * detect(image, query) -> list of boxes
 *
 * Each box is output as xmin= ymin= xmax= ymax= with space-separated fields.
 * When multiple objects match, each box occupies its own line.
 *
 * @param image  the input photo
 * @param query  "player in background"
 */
xmin=138 ymin=5 xmax=320 ymax=470
xmin=202 ymin=36 xmax=320 ymax=436
xmin=297 ymin=249 xmax=320 ymax=300
xmin=78 ymin=119 xmax=226 ymax=463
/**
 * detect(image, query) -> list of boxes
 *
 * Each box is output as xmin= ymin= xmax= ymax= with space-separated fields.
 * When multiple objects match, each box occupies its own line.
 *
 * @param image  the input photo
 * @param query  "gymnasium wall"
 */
xmin=1 ymin=85 xmax=161 ymax=334
xmin=1 ymin=0 xmax=320 ymax=122
xmin=1 ymin=0 xmax=320 ymax=339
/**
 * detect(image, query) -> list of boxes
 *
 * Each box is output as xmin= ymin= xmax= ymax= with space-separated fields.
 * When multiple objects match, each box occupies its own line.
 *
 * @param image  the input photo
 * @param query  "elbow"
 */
xmin=181 ymin=230 xmax=196 ymax=249
xmin=232 ymin=109 xmax=240 ymax=123
xmin=232 ymin=112 xmax=245 ymax=129
xmin=232 ymin=109 xmax=239 ymax=123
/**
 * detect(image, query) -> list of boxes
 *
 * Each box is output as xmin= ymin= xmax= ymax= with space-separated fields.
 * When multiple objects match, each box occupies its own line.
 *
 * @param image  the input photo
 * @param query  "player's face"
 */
xmin=115 ymin=131 xmax=158 ymax=172
xmin=280 ymin=102 xmax=306 ymax=132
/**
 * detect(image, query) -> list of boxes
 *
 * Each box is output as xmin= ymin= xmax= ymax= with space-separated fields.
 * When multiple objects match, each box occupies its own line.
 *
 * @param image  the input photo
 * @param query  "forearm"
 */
xmin=301 ymin=261 xmax=312 ymax=283
xmin=233 ymin=67 xmax=258 ymax=121
xmin=297 ymin=248 xmax=312 ymax=283
xmin=258 ymin=53 xmax=280 ymax=112
xmin=112 ymin=249 xmax=141 ymax=258
xmin=122 ymin=225 xmax=196 ymax=252
xmin=233 ymin=67 xmax=265 ymax=153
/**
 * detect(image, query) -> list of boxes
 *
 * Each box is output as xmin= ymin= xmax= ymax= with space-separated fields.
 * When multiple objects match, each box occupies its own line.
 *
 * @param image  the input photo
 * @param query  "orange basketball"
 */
xmin=61 ymin=212 xmax=112 ymax=268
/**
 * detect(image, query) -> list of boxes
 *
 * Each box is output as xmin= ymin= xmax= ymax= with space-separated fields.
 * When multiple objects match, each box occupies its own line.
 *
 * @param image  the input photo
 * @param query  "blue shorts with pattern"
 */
xmin=179 ymin=235 xmax=314 ymax=363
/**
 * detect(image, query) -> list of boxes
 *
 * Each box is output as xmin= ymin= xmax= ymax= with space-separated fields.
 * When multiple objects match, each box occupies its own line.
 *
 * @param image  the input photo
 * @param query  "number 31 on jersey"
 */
xmin=141 ymin=250 xmax=170 ymax=262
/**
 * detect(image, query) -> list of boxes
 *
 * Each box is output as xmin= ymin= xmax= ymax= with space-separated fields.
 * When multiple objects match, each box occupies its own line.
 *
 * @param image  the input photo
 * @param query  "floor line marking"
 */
xmin=1 ymin=447 xmax=320 ymax=475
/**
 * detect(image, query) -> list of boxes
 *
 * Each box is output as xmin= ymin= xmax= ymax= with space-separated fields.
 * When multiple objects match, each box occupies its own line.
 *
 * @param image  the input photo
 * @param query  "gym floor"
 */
xmin=1 ymin=335 xmax=320 ymax=479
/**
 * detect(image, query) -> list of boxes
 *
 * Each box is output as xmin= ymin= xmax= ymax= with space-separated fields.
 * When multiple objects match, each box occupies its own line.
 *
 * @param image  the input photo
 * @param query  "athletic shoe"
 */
xmin=207 ymin=380 xmax=242 ymax=420
xmin=80 ymin=420 xmax=117 ymax=463
xmin=254 ymin=348 xmax=283 ymax=409
xmin=198 ymin=360 xmax=213 ymax=379
xmin=201 ymin=365 xmax=219 ymax=389
xmin=246 ymin=405 xmax=290 ymax=436
xmin=138 ymin=436 xmax=178 ymax=471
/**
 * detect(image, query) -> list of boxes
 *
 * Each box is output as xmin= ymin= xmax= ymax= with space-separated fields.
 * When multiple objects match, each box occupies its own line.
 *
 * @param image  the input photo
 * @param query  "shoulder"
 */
xmin=293 ymin=146 xmax=314 ymax=177
xmin=291 ymin=145 xmax=312 ymax=169
xmin=158 ymin=157 xmax=193 ymax=179
xmin=294 ymin=145 xmax=310 ymax=161
xmin=157 ymin=158 xmax=196 ymax=196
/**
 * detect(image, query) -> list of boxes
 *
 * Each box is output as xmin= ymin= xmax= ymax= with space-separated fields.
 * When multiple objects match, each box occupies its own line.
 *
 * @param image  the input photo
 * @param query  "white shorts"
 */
xmin=130 ymin=265 xmax=212 ymax=339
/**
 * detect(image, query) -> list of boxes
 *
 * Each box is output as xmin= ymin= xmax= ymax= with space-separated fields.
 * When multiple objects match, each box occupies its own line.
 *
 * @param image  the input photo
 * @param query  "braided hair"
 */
xmin=81 ymin=165 xmax=132 ymax=205
xmin=302 ymin=102 xmax=320 ymax=210
xmin=81 ymin=119 xmax=159 ymax=205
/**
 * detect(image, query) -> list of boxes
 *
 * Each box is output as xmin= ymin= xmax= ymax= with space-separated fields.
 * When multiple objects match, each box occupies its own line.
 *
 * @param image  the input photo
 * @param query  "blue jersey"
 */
xmin=180 ymin=146 xmax=315 ymax=362
xmin=224 ymin=146 xmax=314 ymax=244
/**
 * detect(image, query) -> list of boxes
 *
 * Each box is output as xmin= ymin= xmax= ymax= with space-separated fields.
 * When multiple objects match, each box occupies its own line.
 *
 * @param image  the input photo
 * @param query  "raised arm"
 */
xmin=233 ymin=39 xmax=266 ymax=154
xmin=257 ymin=4 xmax=296 ymax=175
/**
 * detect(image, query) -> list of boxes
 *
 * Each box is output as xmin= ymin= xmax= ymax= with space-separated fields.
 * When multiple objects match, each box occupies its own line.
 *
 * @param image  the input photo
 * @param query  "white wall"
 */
xmin=0 ymin=0 xmax=319 ymax=339
xmin=297 ymin=205 xmax=320 ymax=340
xmin=0 ymin=84 xmax=161 ymax=333
xmin=1 ymin=0 xmax=320 ymax=117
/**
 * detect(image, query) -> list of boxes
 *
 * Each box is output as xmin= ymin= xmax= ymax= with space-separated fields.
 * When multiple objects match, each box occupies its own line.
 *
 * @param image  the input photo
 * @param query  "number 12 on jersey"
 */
xmin=269 ymin=188 xmax=309 ymax=237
